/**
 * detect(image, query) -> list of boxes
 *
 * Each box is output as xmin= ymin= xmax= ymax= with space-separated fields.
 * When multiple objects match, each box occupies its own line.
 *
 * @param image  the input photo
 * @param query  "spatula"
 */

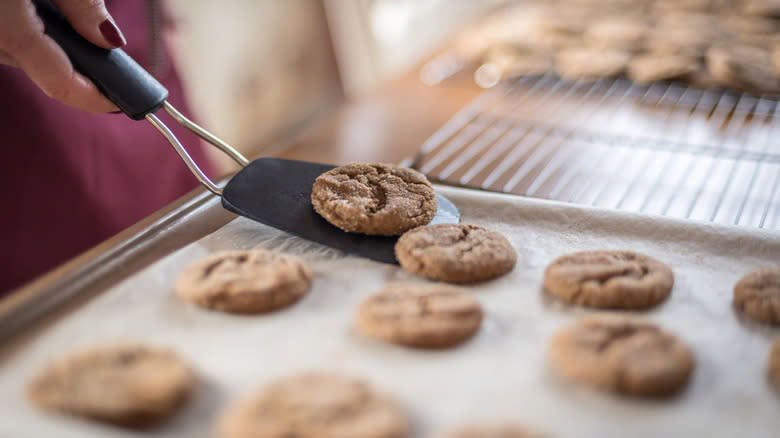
xmin=32 ymin=0 xmax=460 ymax=264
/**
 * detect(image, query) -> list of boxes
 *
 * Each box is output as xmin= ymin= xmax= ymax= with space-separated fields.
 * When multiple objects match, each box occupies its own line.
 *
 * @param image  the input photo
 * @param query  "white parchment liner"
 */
xmin=1 ymin=186 xmax=779 ymax=438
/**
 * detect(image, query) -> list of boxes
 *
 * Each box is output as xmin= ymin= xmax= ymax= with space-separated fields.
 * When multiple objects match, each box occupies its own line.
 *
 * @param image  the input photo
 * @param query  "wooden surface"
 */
xmin=274 ymin=69 xmax=482 ymax=165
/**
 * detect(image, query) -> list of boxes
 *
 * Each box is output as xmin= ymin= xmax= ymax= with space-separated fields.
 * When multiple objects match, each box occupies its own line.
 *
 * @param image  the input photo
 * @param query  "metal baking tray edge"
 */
xmin=0 ymin=185 xmax=235 ymax=352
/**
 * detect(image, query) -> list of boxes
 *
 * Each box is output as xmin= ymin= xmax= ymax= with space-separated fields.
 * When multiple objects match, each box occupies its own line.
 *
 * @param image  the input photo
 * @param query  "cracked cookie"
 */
xmin=356 ymin=282 xmax=483 ymax=349
xmin=395 ymin=223 xmax=517 ymax=284
xmin=311 ymin=162 xmax=437 ymax=236
xmin=549 ymin=314 xmax=694 ymax=397
xmin=733 ymin=266 xmax=780 ymax=325
xmin=176 ymin=250 xmax=312 ymax=314
xmin=769 ymin=339 xmax=780 ymax=391
xmin=27 ymin=343 xmax=196 ymax=427
xmin=431 ymin=424 xmax=547 ymax=438
xmin=543 ymin=250 xmax=673 ymax=309
xmin=217 ymin=372 xmax=408 ymax=438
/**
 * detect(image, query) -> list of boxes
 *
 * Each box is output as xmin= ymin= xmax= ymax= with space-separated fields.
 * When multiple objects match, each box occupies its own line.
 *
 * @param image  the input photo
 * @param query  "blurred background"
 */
xmin=161 ymin=0 xmax=779 ymax=230
xmin=164 ymin=0 xmax=505 ymax=171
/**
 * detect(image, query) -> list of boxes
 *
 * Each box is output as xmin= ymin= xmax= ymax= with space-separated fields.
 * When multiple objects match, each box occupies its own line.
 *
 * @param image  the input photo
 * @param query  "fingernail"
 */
xmin=99 ymin=19 xmax=126 ymax=48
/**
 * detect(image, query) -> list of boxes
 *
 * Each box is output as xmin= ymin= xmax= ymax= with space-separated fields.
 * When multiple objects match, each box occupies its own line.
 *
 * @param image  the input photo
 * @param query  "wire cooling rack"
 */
xmin=412 ymin=72 xmax=780 ymax=230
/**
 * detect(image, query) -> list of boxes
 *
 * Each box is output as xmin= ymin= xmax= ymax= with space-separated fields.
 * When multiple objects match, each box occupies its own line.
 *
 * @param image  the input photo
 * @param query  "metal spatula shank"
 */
xmin=33 ymin=0 xmax=460 ymax=264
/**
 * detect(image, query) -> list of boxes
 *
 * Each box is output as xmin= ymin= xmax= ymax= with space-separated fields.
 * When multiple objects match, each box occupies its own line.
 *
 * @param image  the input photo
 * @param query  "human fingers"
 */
xmin=0 ymin=49 xmax=19 ymax=67
xmin=0 ymin=0 xmax=118 ymax=113
xmin=51 ymin=0 xmax=126 ymax=49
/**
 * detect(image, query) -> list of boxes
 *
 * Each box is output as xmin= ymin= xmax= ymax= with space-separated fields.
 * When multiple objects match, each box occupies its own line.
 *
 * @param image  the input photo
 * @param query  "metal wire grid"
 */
xmin=412 ymin=73 xmax=780 ymax=230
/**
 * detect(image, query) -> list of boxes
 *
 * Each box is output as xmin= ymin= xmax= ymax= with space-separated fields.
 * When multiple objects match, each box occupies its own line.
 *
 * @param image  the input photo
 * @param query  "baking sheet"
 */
xmin=1 ymin=185 xmax=779 ymax=438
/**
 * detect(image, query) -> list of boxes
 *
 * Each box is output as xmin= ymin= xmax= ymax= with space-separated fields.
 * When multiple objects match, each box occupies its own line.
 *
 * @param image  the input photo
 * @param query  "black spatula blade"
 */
xmin=221 ymin=158 xmax=460 ymax=264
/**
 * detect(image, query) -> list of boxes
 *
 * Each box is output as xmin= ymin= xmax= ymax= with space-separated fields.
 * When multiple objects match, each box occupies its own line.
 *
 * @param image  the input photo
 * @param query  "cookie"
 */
xmin=311 ymin=162 xmax=437 ymax=236
xmin=555 ymin=48 xmax=630 ymax=81
xmin=628 ymin=53 xmax=699 ymax=83
xmin=742 ymin=0 xmax=780 ymax=18
xmin=27 ymin=343 xmax=196 ymax=427
xmin=719 ymin=15 xmax=779 ymax=36
xmin=584 ymin=17 xmax=648 ymax=51
xmin=543 ymin=250 xmax=673 ymax=309
xmin=176 ymin=250 xmax=312 ymax=314
xmin=217 ymin=373 xmax=408 ymax=438
xmin=356 ymin=282 xmax=483 ymax=349
xmin=643 ymin=26 xmax=712 ymax=58
xmin=432 ymin=424 xmax=546 ymax=438
xmin=769 ymin=339 xmax=780 ymax=391
xmin=395 ymin=223 xmax=517 ymax=284
xmin=548 ymin=314 xmax=694 ymax=397
xmin=707 ymin=43 xmax=780 ymax=93
xmin=523 ymin=10 xmax=586 ymax=51
xmin=477 ymin=45 xmax=552 ymax=85
xmin=652 ymin=0 xmax=711 ymax=12
xmin=733 ymin=266 xmax=780 ymax=325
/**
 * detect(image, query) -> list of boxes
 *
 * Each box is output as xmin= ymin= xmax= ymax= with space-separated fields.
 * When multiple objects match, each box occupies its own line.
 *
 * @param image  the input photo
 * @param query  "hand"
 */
xmin=0 ymin=0 xmax=126 ymax=113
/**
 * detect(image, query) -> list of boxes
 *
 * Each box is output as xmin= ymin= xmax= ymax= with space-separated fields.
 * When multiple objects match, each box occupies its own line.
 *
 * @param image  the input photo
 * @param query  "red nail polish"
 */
xmin=99 ymin=19 xmax=126 ymax=48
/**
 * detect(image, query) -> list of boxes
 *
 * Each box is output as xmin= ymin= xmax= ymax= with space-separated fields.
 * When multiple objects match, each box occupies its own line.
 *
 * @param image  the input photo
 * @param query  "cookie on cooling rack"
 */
xmin=584 ymin=17 xmax=648 ymax=52
xmin=311 ymin=162 xmax=437 ymax=236
xmin=555 ymin=47 xmax=630 ymax=81
xmin=28 ymin=343 xmax=196 ymax=427
xmin=176 ymin=249 xmax=312 ymax=314
xmin=707 ymin=43 xmax=780 ymax=93
xmin=549 ymin=314 xmax=695 ymax=398
xmin=742 ymin=0 xmax=780 ymax=17
xmin=627 ymin=53 xmax=699 ymax=83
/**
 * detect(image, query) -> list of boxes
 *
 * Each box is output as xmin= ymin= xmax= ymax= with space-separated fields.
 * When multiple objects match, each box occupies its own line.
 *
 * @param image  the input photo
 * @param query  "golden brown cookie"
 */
xmin=522 ymin=9 xmax=586 ymax=51
xmin=769 ymin=339 xmax=780 ymax=391
xmin=27 ymin=343 xmax=196 ymax=427
xmin=733 ymin=266 xmax=780 ymax=325
xmin=476 ymin=45 xmax=552 ymax=86
xmin=217 ymin=373 xmax=408 ymax=438
xmin=431 ymin=424 xmax=546 ymax=438
xmin=555 ymin=48 xmax=630 ymax=81
xmin=311 ymin=162 xmax=437 ymax=236
xmin=395 ymin=223 xmax=517 ymax=284
xmin=543 ymin=250 xmax=674 ymax=310
xmin=652 ymin=0 xmax=711 ymax=12
xmin=627 ymin=53 xmax=699 ymax=83
xmin=719 ymin=15 xmax=779 ymax=36
xmin=643 ymin=26 xmax=712 ymax=58
xmin=176 ymin=250 xmax=312 ymax=314
xmin=584 ymin=17 xmax=648 ymax=51
xmin=742 ymin=0 xmax=780 ymax=17
xmin=707 ymin=43 xmax=780 ymax=93
xmin=356 ymin=282 xmax=483 ymax=349
xmin=548 ymin=315 xmax=694 ymax=397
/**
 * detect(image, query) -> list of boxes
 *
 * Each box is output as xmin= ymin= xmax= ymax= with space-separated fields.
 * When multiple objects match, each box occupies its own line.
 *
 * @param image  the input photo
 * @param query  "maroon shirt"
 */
xmin=0 ymin=1 xmax=214 ymax=293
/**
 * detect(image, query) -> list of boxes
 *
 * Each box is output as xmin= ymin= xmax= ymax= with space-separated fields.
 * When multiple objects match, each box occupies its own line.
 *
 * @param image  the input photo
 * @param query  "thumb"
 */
xmin=50 ymin=0 xmax=126 ymax=49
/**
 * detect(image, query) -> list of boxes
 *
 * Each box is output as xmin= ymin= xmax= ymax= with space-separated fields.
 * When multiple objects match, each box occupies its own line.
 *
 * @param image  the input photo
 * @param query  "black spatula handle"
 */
xmin=32 ymin=0 xmax=168 ymax=120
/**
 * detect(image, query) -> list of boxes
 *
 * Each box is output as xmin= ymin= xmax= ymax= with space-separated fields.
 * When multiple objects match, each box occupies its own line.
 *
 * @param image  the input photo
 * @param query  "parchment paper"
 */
xmin=1 ymin=186 xmax=779 ymax=438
